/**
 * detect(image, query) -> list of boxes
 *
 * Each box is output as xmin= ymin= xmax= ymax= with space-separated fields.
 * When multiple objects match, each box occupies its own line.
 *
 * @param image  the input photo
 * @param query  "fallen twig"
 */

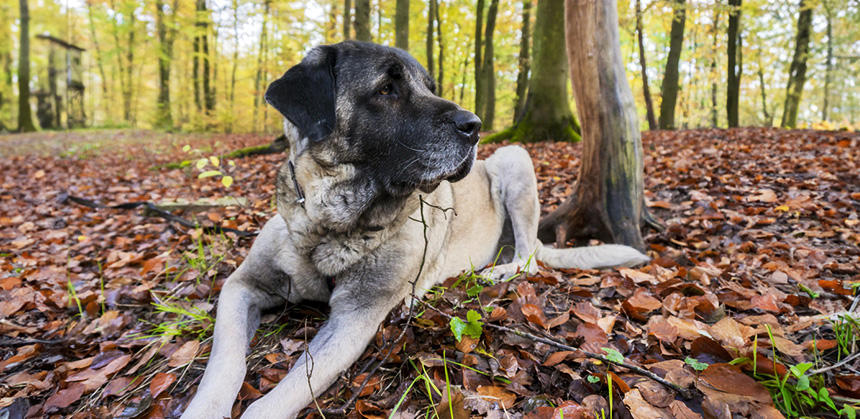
xmin=810 ymin=351 xmax=860 ymax=376
xmin=420 ymin=301 xmax=696 ymax=400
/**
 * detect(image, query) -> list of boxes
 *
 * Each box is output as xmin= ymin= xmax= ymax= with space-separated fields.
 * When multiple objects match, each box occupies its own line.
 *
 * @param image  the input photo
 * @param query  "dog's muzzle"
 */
xmin=451 ymin=110 xmax=481 ymax=145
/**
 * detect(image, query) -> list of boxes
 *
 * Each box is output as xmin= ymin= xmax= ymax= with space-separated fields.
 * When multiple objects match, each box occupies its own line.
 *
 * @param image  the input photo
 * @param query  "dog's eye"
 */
xmin=378 ymin=84 xmax=393 ymax=96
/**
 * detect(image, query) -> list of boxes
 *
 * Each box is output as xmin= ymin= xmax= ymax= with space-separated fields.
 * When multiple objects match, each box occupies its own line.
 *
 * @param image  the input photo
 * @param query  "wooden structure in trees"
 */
xmin=34 ymin=34 xmax=86 ymax=129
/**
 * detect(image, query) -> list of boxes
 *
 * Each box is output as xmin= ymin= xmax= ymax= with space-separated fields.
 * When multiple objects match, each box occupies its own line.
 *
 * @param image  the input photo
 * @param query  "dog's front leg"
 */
xmin=241 ymin=284 xmax=402 ymax=419
xmin=182 ymin=272 xmax=270 ymax=419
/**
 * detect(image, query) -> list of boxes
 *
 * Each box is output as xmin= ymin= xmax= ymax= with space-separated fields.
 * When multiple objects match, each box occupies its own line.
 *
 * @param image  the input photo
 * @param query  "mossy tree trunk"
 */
xmin=781 ymin=0 xmax=813 ymax=129
xmin=658 ymin=0 xmax=685 ymax=130
xmin=538 ymin=0 xmax=649 ymax=251
xmin=395 ymin=0 xmax=409 ymax=51
xmin=474 ymin=0 xmax=484 ymax=119
xmin=484 ymin=0 xmax=580 ymax=143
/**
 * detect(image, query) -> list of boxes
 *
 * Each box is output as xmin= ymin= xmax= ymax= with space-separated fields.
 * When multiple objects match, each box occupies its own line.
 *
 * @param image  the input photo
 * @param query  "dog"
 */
xmin=181 ymin=41 xmax=649 ymax=419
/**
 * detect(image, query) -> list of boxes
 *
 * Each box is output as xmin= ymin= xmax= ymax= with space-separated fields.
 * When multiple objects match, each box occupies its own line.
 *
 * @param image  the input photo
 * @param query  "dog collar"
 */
xmin=288 ymin=160 xmax=306 ymax=208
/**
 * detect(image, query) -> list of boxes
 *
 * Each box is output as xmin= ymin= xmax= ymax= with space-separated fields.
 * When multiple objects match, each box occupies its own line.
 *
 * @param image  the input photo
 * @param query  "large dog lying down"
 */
xmin=181 ymin=41 xmax=649 ymax=419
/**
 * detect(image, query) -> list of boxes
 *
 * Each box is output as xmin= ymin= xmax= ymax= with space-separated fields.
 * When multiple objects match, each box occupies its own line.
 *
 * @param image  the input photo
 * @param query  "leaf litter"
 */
xmin=0 ymin=127 xmax=857 ymax=418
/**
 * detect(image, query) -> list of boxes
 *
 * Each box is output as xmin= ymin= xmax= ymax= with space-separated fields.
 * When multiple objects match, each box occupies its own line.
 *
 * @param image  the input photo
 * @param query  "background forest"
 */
xmin=1 ymin=0 xmax=858 ymax=135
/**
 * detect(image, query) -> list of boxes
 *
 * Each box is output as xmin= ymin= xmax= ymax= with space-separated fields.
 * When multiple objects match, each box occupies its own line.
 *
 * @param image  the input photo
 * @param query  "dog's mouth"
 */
xmin=388 ymin=147 xmax=476 ymax=196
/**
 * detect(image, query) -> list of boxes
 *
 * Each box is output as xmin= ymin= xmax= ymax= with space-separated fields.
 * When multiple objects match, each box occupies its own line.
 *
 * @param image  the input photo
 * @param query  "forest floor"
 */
xmin=0 ymin=127 xmax=858 ymax=419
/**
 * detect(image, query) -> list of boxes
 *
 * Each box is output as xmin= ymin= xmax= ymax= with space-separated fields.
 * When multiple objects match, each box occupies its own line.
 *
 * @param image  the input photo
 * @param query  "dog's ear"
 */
xmin=265 ymin=46 xmax=337 ymax=148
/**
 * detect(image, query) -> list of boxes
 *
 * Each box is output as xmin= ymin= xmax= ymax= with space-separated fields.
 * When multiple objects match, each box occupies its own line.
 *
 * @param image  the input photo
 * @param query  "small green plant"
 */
xmin=685 ymin=356 xmax=709 ymax=371
xmin=180 ymin=144 xmax=236 ymax=188
xmin=66 ymin=279 xmax=84 ymax=318
xmin=135 ymin=298 xmax=214 ymax=340
xmin=831 ymin=313 xmax=859 ymax=360
xmin=449 ymin=309 xmax=483 ymax=342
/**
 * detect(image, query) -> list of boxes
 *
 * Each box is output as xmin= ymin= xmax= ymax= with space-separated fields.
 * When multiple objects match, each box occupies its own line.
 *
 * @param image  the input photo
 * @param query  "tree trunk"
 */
xmin=17 ymin=0 xmax=36 ymax=132
xmin=354 ymin=0 xmax=371 ymax=42
xmin=658 ymin=0 xmax=685 ymax=129
xmin=124 ymin=9 xmax=136 ymax=123
xmin=86 ymin=1 xmax=110 ymax=122
xmin=710 ymin=9 xmax=719 ymax=127
xmin=480 ymin=0 xmax=499 ymax=130
xmin=635 ymin=0 xmax=656 ymax=130
xmin=780 ymin=0 xmax=812 ymax=129
xmin=757 ymin=59 xmax=771 ymax=124
xmin=196 ymin=0 xmax=214 ymax=114
xmin=822 ymin=3 xmax=832 ymax=122
xmin=483 ymin=0 xmax=580 ymax=143
xmin=253 ymin=0 xmax=270 ymax=131
xmin=155 ymin=0 xmax=173 ymax=129
xmin=726 ymin=0 xmax=741 ymax=127
xmin=426 ymin=0 xmax=434 ymax=78
xmin=343 ymin=0 xmax=352 ymax=39
xmin=514 ymin=0 xmax=531 ymax=123
xmin=395 ymin=0 xmax=409 ymax=51
xmin=435 ymin=1 xmax=444 ymax=97
xmin=538 ymin=0 xmax=646 ymax=251
xmin=229 ymin=0 xmax=238 ymax=132
xmin=474 ymin=0 xmax=484 ymax=117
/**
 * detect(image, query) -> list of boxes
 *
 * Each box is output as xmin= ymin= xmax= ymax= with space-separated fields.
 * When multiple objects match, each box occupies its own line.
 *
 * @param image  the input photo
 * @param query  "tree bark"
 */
xmin=480 ymin=0 xmax=499 ymax=130
xmin=658 ymin=0 xmax=685 ymax=129
xmin=538 ymin=0 xmax=646 ymax=251
xmin=757 ymin=59 xmax=771 ymax=124
xmin=229 ymin=0 xmax=239 ymax=132
xmin=253 ymin=0 xmax=270 ymax=131
xmin=426 ymin=0 xmax=435 ymax=78
xmin=86 ymin=1 xmax=111 ymax=122
xmin=435 ymin=1 xmax=444 ymax=97
xmin=514 ymin=0 xmax=532 ymax=123
xmin=635 ymin=0 xmax=656 ymax=130
xmin=710 ymin=9 xmax=719 ymax=127
xmin=17 ymin=0 xmax=36 ymax=132
xmin=483 ymin=0 xmax=580 ymax=143
xmin=726 ymin=0 xmax=741 ymax=127
xmin=353 ymin=0 xmax=371 ymax=42
xmin=343 ymin=0 xmax=352 ymax=39
xmin=474 ymin=0 xmax=485 ymax=117
xmin=395 ymin=0 xmax=409 ymax=51
xmin=155 ymin=0 xmax=177 ymax=129
xmin=822 ymin=2 xmax=832 ymax=122
xmin=780 ymin=0 xmax=812 ymax=129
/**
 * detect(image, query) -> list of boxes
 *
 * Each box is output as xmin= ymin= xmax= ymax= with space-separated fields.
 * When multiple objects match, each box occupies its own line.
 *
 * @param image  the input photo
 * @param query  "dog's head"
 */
xmin=266 ymin=41 xmax=480 ymax=198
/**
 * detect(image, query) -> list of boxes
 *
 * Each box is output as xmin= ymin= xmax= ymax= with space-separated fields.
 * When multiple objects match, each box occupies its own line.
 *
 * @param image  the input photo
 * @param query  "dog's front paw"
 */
xmin=479 ymin=262 xmax=532 ymax=282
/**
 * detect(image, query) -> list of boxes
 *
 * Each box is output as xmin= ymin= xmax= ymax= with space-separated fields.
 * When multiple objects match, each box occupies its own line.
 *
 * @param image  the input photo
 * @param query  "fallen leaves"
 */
xmin=0 ymin=128 xmax=857 ymax=417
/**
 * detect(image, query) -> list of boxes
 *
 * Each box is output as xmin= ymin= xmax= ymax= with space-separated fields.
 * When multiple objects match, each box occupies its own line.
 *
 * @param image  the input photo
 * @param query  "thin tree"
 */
xmin=479 ymin=0 xmax=499 ymax=129
xmin=710 ymin=8 xmax=719 ymax=127
xmin=513 ymin=0 xmax=532 ymax=122
xmin=252 ymin=0 xmax=270 ymax=131
xmin=435 ymin=1 xmax=444 ymax=97
xmin=86 ymin=1 xmax=110 ymax=122
xmin=658 ymin=0 xmax=685 ymax=129
xmin=538 ymin=0 xmax=652 ymax=251
xmin=395 ymin=0 xmax=409 ymax=51
xmin=474 ymin=0 xmax=484 ymax=115
xmin=229 ymin=0 xmax=239 ymax=132
xmin=822 ymin=0 xmax=832 ymax=121
xmin=781 ymin=0 xmax=813 ymax=128
xmin=426 ymin=0 xmax=435 ymax=78
xmin=155 ymin=0 xmax=179 ymax=129
xmin=634 ymin=0 xmax=656 ymax=130
xmin=17 ymin=0 xmax=36 ymax=132
xmin=484 ymin=0 xmax=580 ymax=143
xmin=354 ymin=0 xmax=371 ymax=42
xmin=757 ymin=56 xmax=771 ymax=124
xmin=726 ymin=0 xmax=742 ymax=127
xmin=343 ymin=0 xmax=352 ymax=39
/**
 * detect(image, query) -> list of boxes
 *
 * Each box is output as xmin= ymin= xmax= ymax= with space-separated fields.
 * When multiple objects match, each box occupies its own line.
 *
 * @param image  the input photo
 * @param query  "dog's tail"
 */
xmin=536 ymin=243 xmax=650 ymax=270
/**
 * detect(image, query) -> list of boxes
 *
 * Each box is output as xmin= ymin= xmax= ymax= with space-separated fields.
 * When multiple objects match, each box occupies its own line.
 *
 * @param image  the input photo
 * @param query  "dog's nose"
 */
xmin=452 ymin=111 xmax=482 ymax=144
